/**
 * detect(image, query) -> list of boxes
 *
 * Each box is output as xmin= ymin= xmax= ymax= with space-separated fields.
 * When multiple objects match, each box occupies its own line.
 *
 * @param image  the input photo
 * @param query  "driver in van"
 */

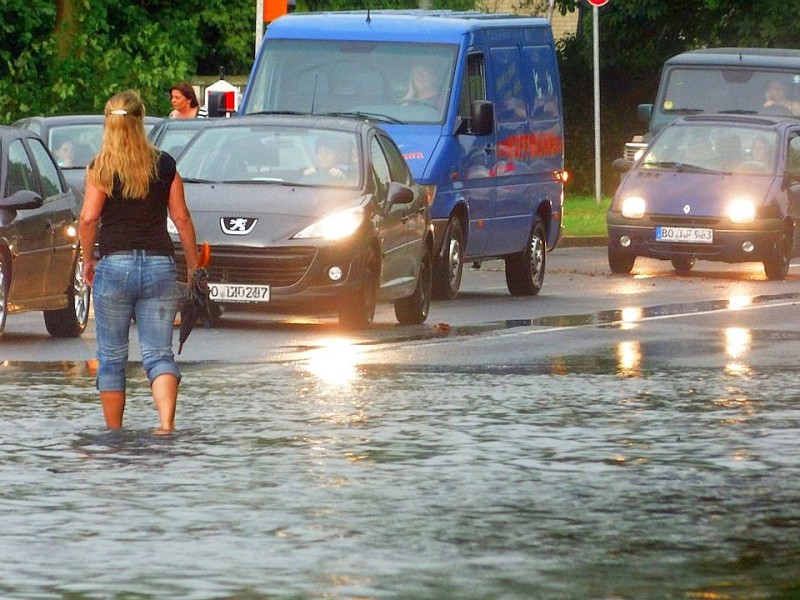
xmin=401 ymin=65 xmax=446 ymax=111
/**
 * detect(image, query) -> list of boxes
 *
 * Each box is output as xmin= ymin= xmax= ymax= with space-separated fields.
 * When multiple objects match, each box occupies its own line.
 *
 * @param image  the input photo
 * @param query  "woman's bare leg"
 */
xmin=151 ymin=373 xmax=178 ymax=434
xmin=100 ymin=391 xmax=126 ymax=429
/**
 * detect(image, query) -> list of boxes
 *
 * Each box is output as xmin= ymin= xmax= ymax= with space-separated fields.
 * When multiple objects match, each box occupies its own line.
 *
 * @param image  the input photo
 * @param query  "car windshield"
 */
xmin=641 ymin=123 xmax=779 ymax=175
xmin=152 ymin=125 xmax=208 ymax=158
xmin=243 ymin=40 xmax=458 ymax=125
xmin=178 ymin=125 xmax=361 ymax=188
xmin=660 ymin=68 xmax=800 ymax=118
xmin=48 ymin=125 xmax=103 ymax=168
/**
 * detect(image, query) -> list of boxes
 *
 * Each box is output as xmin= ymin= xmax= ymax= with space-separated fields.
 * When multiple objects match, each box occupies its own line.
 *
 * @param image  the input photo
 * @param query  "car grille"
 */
xmin=175 ymin=245 xmax=317 ymax=287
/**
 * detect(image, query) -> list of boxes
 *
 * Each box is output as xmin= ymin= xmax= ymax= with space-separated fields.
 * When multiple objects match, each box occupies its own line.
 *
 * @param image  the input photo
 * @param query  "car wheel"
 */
xmin=395 ymin=243 xmax=432 ymax=325
xmin=339 ymin=249 xmax=378 ymax=329
xmin=608 ymin=246 xmax=636 ymax=274
xmin=0 ymin=252 xmax=8 ymax=335
xmin=763 ymin=229 xmax=791 ymax=281
xmin=44 ymin=251 xmax=90 ymax=338
xmin=671 ymin=256 xmax=696 ymax=273
xmin=505 ymin=216 xmax=546 ymax=296
xmin=432 ymin=215 xmax=464 ymax=301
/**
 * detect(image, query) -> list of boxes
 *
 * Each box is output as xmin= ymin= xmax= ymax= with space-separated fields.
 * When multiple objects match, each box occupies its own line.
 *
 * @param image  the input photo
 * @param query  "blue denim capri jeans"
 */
xmin=92 ymin=251 xmax=182 ymax=392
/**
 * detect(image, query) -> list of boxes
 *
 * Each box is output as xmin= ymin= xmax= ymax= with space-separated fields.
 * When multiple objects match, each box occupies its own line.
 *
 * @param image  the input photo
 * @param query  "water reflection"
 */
xmin=724 ymin=327 xmax=752 ymax=377
xmin=302 ymin=336 xmax=361 ymax=386
xmin=616 ymin=340 xmax=642 ymax=377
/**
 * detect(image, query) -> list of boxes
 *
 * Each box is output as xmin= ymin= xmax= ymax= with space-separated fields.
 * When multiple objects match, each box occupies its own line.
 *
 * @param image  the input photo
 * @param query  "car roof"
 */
xmin=0 ymin=125 xmax=41 ymax=141
xmin=202 ymin=114 xmax=377 ymax=135
xmin=13 ymin=114 xmax=164 ymax=127
xmin=675 ymin=114 xmax=799 ymax=128
xmin=666 ymin=48 xmax=800 ymax=69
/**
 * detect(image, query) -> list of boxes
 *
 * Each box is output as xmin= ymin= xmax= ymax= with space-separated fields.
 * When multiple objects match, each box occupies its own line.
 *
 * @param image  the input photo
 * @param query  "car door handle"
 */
xmin=484 ymin=143 xmax=495 ymax=154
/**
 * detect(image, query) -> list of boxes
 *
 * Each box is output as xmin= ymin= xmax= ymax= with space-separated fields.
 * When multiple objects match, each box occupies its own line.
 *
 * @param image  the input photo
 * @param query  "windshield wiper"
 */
xmin=181 ymin=177 xmax=214 ymax=183
xmin=717 ymin=109 xmax=758 ymax=115
xmin=663 ymin=107 xmax=704 ymax=114
xmin=320 ymin=110 xmax=403 ymax=124
xmin=644 ymin=161 xmax=720 ymax=174
xmin=245 ymin=110 xmax=308 ymax=116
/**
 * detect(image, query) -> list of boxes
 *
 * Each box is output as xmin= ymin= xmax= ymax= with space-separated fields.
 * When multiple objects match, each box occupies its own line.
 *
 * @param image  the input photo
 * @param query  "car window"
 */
xmin=48 ymin=125 xmax=102 ymax=168
xmin=6 ymin=139 xmax=36 ymax=195
xmin=370 ymin=137 xmax=392 ymax=200
xmin=377 ymin=134 xmax=411 ymax=185
xmin=789 ymin=135 xmax=800 ymax=183
xmin=27 ymin=137 xmax=64 ymax=197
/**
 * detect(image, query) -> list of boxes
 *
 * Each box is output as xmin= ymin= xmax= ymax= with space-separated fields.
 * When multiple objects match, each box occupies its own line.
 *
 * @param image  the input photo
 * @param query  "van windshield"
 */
xmin=660 ymin=68 xmax=800 ymax=118
xmin=243 ymin=40 xmax=458 ymax=124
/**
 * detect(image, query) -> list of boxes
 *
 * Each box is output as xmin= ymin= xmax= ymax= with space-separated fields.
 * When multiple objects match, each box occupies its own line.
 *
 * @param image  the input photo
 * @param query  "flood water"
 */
xmin=2 ymin=358 xmax=800 ymax=599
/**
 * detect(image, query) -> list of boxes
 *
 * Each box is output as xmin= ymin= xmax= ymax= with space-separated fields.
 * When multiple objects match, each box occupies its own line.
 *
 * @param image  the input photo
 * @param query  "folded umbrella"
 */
xmin=178 ymin=243 xmax=215 ymax=355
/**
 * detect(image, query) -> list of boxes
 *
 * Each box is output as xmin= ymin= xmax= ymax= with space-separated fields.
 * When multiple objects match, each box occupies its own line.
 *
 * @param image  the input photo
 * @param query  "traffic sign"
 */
xmin=586 ymin=0 xmax=609 ymax=6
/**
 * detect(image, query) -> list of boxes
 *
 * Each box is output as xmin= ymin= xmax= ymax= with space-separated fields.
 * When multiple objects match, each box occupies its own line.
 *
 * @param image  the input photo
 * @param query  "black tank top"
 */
xmin=98 ymin=152 xmax=176 ymax=258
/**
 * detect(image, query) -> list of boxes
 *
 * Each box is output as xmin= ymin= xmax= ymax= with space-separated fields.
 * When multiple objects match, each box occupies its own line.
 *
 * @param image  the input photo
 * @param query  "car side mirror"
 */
xmin=386 ymin=182 xmax=414 ymax=210
xmin=638 ymin=103 xmax=653 ymax=123
xmin=0 ymin=189 xmax=43 ymax=210
xmin=470 ymin=100 xmax=494 ymax=137
xmin=612 ymin=158 xmax=633 ymax=173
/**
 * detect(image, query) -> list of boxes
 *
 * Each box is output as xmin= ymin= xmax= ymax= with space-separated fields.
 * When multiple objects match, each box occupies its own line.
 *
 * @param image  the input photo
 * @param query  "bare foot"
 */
xmin=153 ymin=427 xmax=175 ymax=436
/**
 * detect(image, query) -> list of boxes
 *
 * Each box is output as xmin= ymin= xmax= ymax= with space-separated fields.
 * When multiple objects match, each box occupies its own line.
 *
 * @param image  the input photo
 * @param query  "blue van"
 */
xmin=239 ymin=10 xmax=566 ymax=299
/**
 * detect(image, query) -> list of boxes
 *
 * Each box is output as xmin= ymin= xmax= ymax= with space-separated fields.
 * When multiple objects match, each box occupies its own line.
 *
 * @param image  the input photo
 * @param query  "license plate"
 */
xmin=655 ymin=226 xmax=713 ymax=244
xmin=208 ymin=283 xmax=270 ymax=303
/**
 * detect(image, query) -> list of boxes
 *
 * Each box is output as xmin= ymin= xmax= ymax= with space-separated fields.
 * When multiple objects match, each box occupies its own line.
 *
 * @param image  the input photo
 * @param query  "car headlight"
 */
xmin=728 ymin=197 xmax=756 ymax=224
xmin=293 ymin=206 xmax=364 ymax=240
xmin=621 ymin=196 xmax=646 ymax=219
xmin=167 ymin=216 xmax=178 ymax=235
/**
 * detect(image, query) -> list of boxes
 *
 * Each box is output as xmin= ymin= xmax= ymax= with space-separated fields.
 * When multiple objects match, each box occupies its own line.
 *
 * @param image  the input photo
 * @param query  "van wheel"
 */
xmin=395 ymin=244 xmax=432 ymax=325
xmin=0 ymin=253 xmax=8 ymax=335
xmin=763 ymin=230 xmax=791 ymax=281
xmin=433 ymin=216 xmax=463 ymax=301
xmin=44 ymin=251 xmax=90 ymax=338
xmin=671 ymin=256 xmax=695 ymax=273
xmin=505 ymin=216 xmax=546 ymax=296
xmin=608 ymin=247 xmax=635 ymax=274
xmin=339 ymin=250 xmax=378 ymax=328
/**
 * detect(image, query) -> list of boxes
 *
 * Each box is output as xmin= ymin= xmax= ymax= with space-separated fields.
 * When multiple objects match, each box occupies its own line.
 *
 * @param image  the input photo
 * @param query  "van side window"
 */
xmin=458 ymin=53 xmax=486 ymax=123
xmin=491 ymin=46 xmax=527 ymax=123
xmin=523 ymin=45 xmax=560 ymax=121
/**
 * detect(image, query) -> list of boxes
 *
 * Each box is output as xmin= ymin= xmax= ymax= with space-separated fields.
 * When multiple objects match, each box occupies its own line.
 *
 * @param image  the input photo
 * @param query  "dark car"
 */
xmin=0 ymin=126 xmax=90 ymax=337
xmin=148 ymin=118 xmax=214 ymax=158
xmin=13 ymin=114 xmax=163 ymax=199
xmin=607 ymin=114 xmax=800 ymax=279
xmin=173 ymin=114 xmax=433 ymax=327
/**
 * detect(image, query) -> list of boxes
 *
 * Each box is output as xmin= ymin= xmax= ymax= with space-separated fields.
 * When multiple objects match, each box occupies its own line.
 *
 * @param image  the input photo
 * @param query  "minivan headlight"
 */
xmin=293 ymin=206 xmax=364 ymax=240
xmin=728 ymin=197 xmax=756 ymax=224
xmin=621 ymin=196 xmax=646 ymax=219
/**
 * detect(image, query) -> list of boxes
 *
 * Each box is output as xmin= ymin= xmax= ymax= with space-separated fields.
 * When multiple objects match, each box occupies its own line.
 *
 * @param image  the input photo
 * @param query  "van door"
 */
xmin=488 ymin=44 xmax=531 ymax=256
xmin=457 ymin=51 xmax=496 ymax=258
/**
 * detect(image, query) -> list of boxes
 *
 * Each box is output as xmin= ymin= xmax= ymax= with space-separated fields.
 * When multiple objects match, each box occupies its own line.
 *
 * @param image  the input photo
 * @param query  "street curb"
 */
xmin=560 ymin=236 xmax=607 ymax=248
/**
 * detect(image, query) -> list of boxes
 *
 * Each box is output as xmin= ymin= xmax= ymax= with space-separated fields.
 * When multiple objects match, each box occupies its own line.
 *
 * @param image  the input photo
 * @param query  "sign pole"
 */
xmin=585 ymin=0 xmax=608 ymax=203
xmin=255 ymin=0 xmax=264 ymax=58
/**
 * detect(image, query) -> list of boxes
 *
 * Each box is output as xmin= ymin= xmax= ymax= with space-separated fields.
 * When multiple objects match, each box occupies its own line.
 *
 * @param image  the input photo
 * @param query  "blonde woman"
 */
xmin=79 ymin=90 xmax=199 ymax=433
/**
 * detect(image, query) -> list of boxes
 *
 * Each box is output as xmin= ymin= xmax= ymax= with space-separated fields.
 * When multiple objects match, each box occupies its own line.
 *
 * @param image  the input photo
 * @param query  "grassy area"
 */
xmin=563 ymin=194 xmax=611 ymax=237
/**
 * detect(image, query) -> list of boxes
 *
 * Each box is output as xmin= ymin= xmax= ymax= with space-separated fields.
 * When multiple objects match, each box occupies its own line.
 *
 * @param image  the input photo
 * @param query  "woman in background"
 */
xmin=169 ymin=82 xmax=208 ymax=119
xmin=79 ymin=89 xmax=199 ymax=433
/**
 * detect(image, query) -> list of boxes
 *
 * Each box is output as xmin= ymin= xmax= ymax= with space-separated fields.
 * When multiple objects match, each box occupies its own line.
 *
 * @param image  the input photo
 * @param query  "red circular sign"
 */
xmin=586 ymin=0 xmax=609 ymax=6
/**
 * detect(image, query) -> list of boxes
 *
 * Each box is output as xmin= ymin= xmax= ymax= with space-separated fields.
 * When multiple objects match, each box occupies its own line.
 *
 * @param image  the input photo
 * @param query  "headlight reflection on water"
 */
xmin=303 ymin=336 xmax=361 ymax=387
xmin=724 ymin=327 xmax=752 ymax=377
xmin=616 ymin=340 xmax=642 ymax=377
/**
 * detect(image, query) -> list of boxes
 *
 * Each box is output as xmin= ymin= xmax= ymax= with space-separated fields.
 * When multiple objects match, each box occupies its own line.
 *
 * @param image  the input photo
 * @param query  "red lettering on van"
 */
xmin=404 ymin=152 xmax=424 ymax=160
xmin=497 ymin=132 xmax=563 ymax=160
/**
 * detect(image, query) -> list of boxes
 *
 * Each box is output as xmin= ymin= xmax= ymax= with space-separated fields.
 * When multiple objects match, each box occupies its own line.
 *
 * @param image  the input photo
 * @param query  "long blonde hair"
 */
xmin=87 ymin=89 xmax=159 ymax=200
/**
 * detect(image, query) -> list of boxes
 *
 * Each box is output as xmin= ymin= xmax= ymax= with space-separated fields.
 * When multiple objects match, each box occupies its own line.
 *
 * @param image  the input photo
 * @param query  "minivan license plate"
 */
xmin=655 ymin=226 xmax=713 ymax=244
xmin=209 ymin=283 xmax=270 ymax=303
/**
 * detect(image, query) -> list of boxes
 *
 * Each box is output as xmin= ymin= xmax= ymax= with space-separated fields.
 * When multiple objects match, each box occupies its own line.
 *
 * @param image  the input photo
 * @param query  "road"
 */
xmin=3 ymin=246 xmax=800 ymax=371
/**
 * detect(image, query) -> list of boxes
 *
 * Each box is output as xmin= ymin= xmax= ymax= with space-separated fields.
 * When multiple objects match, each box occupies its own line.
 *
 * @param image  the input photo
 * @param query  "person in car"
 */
xmin=401 ymin=64 xmax=446 ymax=111
xmin=54 ymin=140 xmax=75 ymax=167
xmin=79 ymin=89 xmax=200 ymax=434
xmin=303 ymin=136 xmax=354 ymax=182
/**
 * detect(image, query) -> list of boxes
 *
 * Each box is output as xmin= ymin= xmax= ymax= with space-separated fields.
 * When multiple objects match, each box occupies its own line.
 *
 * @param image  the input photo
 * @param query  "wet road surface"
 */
xmin=2 ymin=248 xmax=800 ymax=598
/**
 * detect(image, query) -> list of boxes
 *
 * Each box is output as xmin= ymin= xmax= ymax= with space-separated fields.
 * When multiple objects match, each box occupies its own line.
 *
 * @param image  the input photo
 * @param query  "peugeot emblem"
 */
xmin=220 ymin=217 xmax=257 ymax=235
xmin=683 ymin=204 xmax=691 ymax=214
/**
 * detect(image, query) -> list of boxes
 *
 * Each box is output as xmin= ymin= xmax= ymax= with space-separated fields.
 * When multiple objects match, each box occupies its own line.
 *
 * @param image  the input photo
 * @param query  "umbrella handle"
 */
xmin=198 ymin=242 xmax=211 ymax=269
